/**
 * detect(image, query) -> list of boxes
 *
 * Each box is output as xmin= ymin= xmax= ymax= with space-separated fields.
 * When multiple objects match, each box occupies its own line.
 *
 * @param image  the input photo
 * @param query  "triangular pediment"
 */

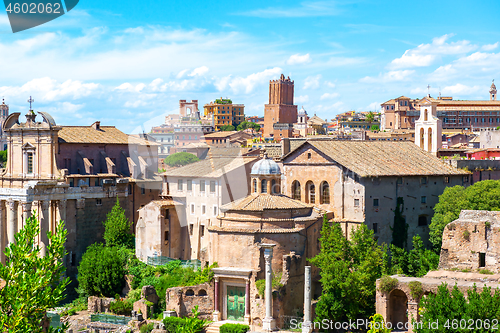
xmin=22 ymin=142 xmax=35 ymax=149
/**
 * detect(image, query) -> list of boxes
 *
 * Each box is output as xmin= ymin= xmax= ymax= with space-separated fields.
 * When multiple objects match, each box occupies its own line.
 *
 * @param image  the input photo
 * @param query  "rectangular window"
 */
xmin=397 ymin=177 xmax=403 ymax=184
xmin=178 ymin=179 xmax=183 ymax=190
xmin=191 ymin=204 xmax=195 ymax=214
xmin=354 ymin=199 xmax=360 ymax=207
xmin=444 ymin=176 xmax=450 ymax=183
xmin=201 ymin=225 xmax=205 ymax=237
xmin=200 ymin=180 xmax=205 ymax=192
xmin=373 ymin=198 xmax=379 ymax=207
xmin=421 ymin=177 xmax=427 ymax=185
xmin=213 ymin=206 xmax=218 ymax=216
xmin=479 ymin=252 xmax=486 ymax=268
xmin=141 ymin=187 xmax=145 ymax=195
xmin=202 ymin=205 xmax=206 ymax=215
xmin=27 ymin=152 xmax=33 ymax=174
xmin=189 ymin=224 xmax=194 ymax=235
xmin=421 ymin=196 xmax=427 ymax=204
xmin=69 ymin=178 xmax=74 ymax=187
xmin=210 ymin=181 xmax=216 ymax=193
xmin=96 ymin=198 xmax=102 ymax=206
xmin=187 ymin=180 xmax=192 ymax=191
xmin=463 ymin=176 xmax=469 ymax=183
xmin=373 ymin=223 xmax=378 ymax=234
xmin=418 ymin=215 xmax=427 ymax=226
xmin=164 ymin=231 xmax=169 ymax=242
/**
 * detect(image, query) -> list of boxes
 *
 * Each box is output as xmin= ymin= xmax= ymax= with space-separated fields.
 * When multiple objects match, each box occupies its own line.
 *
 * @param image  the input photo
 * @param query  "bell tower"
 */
xmin=490 ymin=80 xmax=497 ymax=101
xmin=414 ymin=97 xmax=441 ymax=154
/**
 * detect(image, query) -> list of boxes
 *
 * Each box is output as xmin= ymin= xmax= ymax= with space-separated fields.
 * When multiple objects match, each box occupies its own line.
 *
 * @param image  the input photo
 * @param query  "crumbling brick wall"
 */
xmin=165 ymin=283 xmax=213 ymax=319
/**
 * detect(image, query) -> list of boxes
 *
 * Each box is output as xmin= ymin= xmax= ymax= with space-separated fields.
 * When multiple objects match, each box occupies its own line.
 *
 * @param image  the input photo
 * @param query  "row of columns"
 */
xmin=0 ymin=199 xmax=67 ymax=263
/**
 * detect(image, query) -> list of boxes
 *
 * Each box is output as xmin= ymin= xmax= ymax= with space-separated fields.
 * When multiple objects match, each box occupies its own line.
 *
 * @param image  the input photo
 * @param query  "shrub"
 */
xmin=103 ymin=198 xmax=134 ymax=249
xmin=163 ymin=316 xmax=184 ymax=333
xmin=379 ymin=276 xmax=398 ymax=293
xmin=408 ymin=281 xmax=424 ymax=299
xmin=109 ymin=299 xmax=133 ymax=316
xmin=220 ymin=323 xmax=250 ymax=333
xmin=78 ymin=244 xmax=126 ymax=297
xmin=367 ymin=314 xmax=391 ymax=333
xmin=463 ymin=230 xmax=470 ymax=241
xmin=140 ymin=322 xmax=155 ymax=333
xmin=164 ymin=152 xmax=200 ymax=167
xmin=479 ymin=269 xmax=494 ymax=275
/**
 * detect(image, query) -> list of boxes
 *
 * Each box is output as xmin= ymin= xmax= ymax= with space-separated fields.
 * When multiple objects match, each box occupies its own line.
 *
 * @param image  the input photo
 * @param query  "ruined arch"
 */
xmin=388 ymin=289 xmax=408 ymax=328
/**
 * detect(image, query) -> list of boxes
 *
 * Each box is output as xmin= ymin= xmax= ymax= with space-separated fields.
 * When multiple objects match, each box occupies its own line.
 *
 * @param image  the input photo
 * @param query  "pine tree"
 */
xmin=103 ymin=198 xmax=134 ymax=249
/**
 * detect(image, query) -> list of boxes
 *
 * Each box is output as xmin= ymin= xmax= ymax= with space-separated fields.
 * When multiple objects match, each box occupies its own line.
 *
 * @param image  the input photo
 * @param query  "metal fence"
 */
xmin=90 ymin=314 xmax=132 ymax=326
xmin=147 ymin=256 xmax=201 ymax=269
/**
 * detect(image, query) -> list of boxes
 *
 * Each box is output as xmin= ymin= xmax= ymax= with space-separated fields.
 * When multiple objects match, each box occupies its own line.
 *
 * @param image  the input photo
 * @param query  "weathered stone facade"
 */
xmin=165 ymin=283 xmax=213 ymax=319
xmin=87 ymin=296 xmax=114 ymax=313
xmin=376 ymin=210 xmax=500 ymax=333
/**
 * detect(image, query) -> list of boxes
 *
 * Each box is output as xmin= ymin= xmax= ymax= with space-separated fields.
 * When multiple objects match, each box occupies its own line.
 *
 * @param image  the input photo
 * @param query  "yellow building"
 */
xmin=204 ymin=98 xmax=245 ymax=130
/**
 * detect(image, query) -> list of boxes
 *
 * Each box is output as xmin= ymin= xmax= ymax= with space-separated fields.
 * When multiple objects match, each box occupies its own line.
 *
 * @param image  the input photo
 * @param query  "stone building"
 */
xmin=0 ymin=109 xmax=160 ymax=283
xmin=414 ymin=97 xmax=442 ymax=154
xmin=203 ymin=98 xmax=245 ymax=131
xmin=381 ymin=81 xmax=500 ymax=131
xmin=376 ymin=210 xmax=500 ymax=333
xmin=136 ymin=155 xmax=259 ymax=262
xmin=206 ymin=154 xmax=325 ymax=327
xmin=264 ymin=74 xmax=298 ymax=138
xmin=281 ymin=139 xmax=470 ymax=246
xmin=0 ymin=99 xmax=9 ymax=151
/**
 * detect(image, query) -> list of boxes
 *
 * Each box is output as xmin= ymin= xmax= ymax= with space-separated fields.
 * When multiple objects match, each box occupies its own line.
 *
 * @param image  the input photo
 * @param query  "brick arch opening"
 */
xmin=185 ymin=289 xmax=195 ymax=296
xmin=198 ymin=289 xmax=207 ymax=296
xmin=388 ymin=289 xmax=408 ymax=328
xmin=305 ymin=181 xmax=315 ymax=204
xmin=291 ymin=180 xmax=301 ymax=200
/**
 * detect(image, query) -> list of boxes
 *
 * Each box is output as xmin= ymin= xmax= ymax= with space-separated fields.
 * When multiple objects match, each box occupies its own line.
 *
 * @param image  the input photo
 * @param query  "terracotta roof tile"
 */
xmin=59 ymin=126 xmax=157 ymax=145
xmin=285 ymin=140 xmax=469 ymax=177
xmin=162 ymin=156 xmax=257 ymax=178
xmin=221 ymin=193 xmax=313 ymax=211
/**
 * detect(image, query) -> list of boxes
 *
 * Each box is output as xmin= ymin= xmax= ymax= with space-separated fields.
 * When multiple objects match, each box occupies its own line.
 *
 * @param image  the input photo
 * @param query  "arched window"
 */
xmin=424 ymin=109 xmax=428 ymax=121
xmin=306 ymin=181 xmax=315 ymax=204
xmin=261 ymin=179 xmax=267 ymax=193
xmin=271 ymin=179 xmax=279 ymax=194
xmin=253 ymin=179 xmax=257 ymax=193
xmin=320 ymin=182 xmax=330 ymax=204
xmin=292 ymin=181 xmax=301 ymax=200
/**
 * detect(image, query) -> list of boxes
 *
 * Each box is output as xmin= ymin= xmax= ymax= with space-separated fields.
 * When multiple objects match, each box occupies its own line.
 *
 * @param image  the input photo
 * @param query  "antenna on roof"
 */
xmin=439 ymin=87 xmax=441 ymax=99
xmin=427 ymin=84 xmax=431 ymax=97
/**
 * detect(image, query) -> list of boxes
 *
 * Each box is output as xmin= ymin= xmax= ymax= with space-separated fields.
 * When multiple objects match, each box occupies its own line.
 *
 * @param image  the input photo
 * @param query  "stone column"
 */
xmin=262 ymin=243 xmax=276 ymax=331
xmin=245 ymin=278 xmax=250 ymax=324
xmin=40 ymin=201 xmax=50 ymax=256
xmin=57 ymin=199 xmax=67 ymax=225
xmin=0 ymin=201 xmax=5 ymax=264
xmin=7 ymin=200 xmax=18 ymax=245
xmin=302 ymin=266 xmax=312 ymax=333
xmin=21 ymin=201 xmax=32 ymax=227
xmin=213 ymin=276 xmax=221 ymax=321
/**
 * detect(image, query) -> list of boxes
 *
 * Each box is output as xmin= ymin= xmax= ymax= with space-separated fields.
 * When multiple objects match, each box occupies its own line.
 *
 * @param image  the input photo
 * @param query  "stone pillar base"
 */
xmin=244 ymin=315 xmax=250 ymax=325
xmin=212 ymin=311 xmax=221 ymax=322
xmin=302 ymin=321 xmax=313 ymax=333
xmin=262 ymin=317 xmax=276 ymax=331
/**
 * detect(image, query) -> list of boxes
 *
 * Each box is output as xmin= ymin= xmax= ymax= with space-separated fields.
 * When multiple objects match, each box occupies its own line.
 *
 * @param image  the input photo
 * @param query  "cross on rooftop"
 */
xmin=27 ymin=96 xmax=34 ymax=110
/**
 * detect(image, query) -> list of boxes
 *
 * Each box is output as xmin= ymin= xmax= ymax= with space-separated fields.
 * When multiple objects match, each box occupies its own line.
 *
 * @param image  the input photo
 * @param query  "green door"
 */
xmin=227 ymin=286 xmax=245 ymax=321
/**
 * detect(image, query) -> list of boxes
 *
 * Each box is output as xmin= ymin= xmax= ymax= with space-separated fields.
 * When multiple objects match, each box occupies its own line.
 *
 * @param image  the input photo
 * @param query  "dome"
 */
xmin=298 ymin=106 xmax=307 ymax=116
xmin=251 ymin=153 xmax=281 ymax=175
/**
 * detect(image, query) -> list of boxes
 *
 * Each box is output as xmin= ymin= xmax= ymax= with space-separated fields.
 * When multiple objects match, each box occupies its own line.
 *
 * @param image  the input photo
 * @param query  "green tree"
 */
xmin=219 ymin=125 xmax=235 ymax=131
xmin=0 ymin=214 xmax=69 ymax=332
xmin=78 ymin=244 xmax=125 ymax=297
xmin=0 ymin=150 xmax=6 ymax=165
xmin=163 ymin=152 xmax=200 ymax=167
xmin=370 ymin=125 xmax=380 ymax=131
xmin=236 ymin=121 xmax=260 ymax=132
xmin=389 ymin=235 xmax=439 ymax=277
xmin=416 ymin=283 xmax=500 ymax=333
xmin=430 ymin=180 xmax=500 ymax=251
xmin=366 ymin=111 xmax=375 ymax=125
xmin=310 ymin=215 xmax=387 ymax=323
xmin=103 ymin=198 xmax=134 ymax=249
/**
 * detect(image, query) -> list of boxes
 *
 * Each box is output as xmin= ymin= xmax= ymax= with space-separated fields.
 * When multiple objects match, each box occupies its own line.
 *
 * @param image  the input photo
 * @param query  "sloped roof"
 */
xmin=221 ymin=193 xmax=313 ymax=211
xmin=284 ymin=140 xmax=469 ymax=177
xmin=204 ymin=131 xmax=246 ymax=138
xmin=162 ymin=156 xmax=258 ymax=178
xmin=208 ymin=147 xmax=255 ymax=158
xmin=59 ymin=126 xmax=157 ymax=145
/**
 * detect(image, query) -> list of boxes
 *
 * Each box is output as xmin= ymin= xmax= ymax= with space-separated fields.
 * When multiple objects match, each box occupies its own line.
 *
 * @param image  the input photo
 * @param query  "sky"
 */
xmin=0 ymin=0 xmax=499 ymax=133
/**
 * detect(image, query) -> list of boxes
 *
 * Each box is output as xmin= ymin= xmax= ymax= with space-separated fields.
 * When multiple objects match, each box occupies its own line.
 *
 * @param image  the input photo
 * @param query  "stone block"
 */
xmin=142 ymin=285 xmax=160 ymax=304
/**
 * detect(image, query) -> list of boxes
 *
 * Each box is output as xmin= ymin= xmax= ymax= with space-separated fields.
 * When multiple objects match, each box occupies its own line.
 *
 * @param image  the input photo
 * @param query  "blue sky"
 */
xmin=0 ymin=0 xmax=499 ymax=133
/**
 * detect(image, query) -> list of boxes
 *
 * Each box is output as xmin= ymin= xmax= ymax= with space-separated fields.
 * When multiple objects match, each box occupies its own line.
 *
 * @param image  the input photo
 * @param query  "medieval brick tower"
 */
xmin=263 ymin=74 xmax=298 ymax=138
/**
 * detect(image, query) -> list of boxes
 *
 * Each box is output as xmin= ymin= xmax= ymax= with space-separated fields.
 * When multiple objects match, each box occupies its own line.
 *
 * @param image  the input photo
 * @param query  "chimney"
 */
xmin=282 ymin=137 xmax=290 ymax=156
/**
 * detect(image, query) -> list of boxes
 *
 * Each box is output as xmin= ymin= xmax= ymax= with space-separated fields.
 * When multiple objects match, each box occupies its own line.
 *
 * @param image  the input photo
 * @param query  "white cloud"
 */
xmin=320 ymin=92 xmax=339 ymax=100
xmin=366 ymin=102 xmax=380 ymax=111
xmin=441 ymin=83 xmax=482 ymax=95
xmin=389 ymin=34 xmax=477 ymax=69
xmin=189 ymin=66 xmax=209 ymax=77
xmin=482 ymin=42 xmax=499 ymax=51
xmin=360 ymin=70 xmax=415 ymax=83
xmin=286 ymin=53 xmax=311 ymax=65
xmin=237 ymin=1 xmax=341 ymax=18
xmin=303 ymin=74 xmax=322 ymax=90
xmin=295 ymin=95 xmax=309 ymax=104
xmin=227 ymin=67 xmax=282 ymax=94
xmin=325 ymin=81 xmax=335 ymax=88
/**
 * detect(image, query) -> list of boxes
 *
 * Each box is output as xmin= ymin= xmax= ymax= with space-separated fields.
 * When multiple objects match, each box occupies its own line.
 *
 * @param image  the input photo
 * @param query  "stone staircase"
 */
xmin=206 ymin=321 xmax=227 ymax=333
